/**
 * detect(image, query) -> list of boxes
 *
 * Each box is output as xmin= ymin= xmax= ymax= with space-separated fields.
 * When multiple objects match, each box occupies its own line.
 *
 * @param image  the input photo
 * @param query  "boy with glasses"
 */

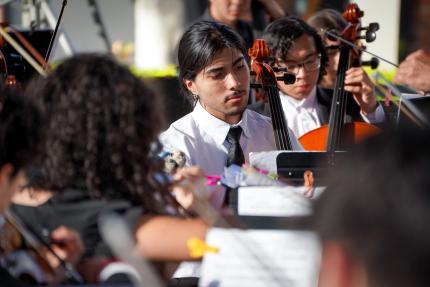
xmin=257 ymin=16 xmax=384 ymax=138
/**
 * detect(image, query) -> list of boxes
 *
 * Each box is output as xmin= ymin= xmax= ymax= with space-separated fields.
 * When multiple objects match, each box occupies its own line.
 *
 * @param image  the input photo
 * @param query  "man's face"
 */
xmin=275 ymin=34 xmax=320 ymax=100
xmin=209 ymin=0 xmax=250 ymax=26
xmin=185 ymin=47 xmax=250 ymax=124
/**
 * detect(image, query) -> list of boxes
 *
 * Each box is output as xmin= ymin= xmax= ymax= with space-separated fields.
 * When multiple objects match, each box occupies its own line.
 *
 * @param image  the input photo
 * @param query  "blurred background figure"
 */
xmin=197 ymin=0 xmax=255 ymax=48
xmin=307 ymin=8 xmax=347 ymax=90
xmin=315 ymin=128 xmax=430 ymax=287
xmin=240 ymin=0 xmax=287 ymax=35
xmin=394 ymin=49 xmax=430 ymax=93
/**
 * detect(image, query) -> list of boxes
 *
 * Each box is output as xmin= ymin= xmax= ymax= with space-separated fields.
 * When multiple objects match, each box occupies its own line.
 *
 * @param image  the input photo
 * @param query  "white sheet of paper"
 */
xmin=199 ymin=228 xmax=320 ymax=287
xmin=238 ymin=186 xmax=325 ymax=217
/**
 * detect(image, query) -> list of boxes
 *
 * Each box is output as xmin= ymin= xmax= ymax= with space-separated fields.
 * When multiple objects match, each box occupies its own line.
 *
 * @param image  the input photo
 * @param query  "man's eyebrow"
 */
xmin=233 ymin=56 xmax=245 ymax=65
xmin=205 ymin=56 xmax=245 ymax=74
xmin=205 ymin=66 xmax=224 ymax=75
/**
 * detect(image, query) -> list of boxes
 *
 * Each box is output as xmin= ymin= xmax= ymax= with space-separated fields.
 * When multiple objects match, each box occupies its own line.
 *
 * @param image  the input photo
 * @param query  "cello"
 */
xmin=298 ymin=3 xmax=381 ymax=152
xmin=249 ymin=39 xmax=296 ymax=150
xmin=249 ymin=39 xmax=315 ymax=188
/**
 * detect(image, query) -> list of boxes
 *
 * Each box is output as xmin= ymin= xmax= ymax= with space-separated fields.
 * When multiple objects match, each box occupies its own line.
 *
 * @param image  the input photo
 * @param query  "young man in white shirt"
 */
xmin=161 ymin=21 xmax=301 ymax=175
xmin=258 ymin=16 xmax=384 ymax=139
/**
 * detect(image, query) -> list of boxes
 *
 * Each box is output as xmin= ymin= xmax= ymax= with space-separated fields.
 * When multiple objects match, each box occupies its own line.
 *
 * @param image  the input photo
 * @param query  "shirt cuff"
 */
xmin=360 ymin=104 xmax=385 ymax=124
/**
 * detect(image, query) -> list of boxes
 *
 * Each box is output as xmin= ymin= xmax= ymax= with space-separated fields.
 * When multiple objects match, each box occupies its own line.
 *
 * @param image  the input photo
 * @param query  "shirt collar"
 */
xmin=192 ymin=102 xmax=250 ymax=145
xmin=281 ymin=86 xmax=317 ymax=109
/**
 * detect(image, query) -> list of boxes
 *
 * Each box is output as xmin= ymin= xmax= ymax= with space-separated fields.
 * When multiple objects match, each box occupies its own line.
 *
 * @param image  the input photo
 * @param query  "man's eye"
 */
xmin=211 ymin=73 xmax=224 ymax=79
xmin=235 ymin=63 xmax=245 ymax=70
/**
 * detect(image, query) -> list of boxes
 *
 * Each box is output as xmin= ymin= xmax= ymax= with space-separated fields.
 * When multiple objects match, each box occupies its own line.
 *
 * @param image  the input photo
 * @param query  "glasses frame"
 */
xmin=276 ymin=54 xmax=322 ymax=75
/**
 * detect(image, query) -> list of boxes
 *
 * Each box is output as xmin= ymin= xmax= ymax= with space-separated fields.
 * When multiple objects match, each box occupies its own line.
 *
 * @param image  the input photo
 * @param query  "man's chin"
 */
xmin=226 ymin=106 xmax=246 ymax=116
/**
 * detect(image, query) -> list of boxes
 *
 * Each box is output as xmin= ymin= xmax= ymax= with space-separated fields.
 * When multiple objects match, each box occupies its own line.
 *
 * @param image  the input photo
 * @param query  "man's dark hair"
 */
xmin=262 ymin=16 xmax=328 ymax=83
xmin=315 ymin=129 xmax=430 ymax=287
xmin=177 ymin=21 xmax=247 ymax=105
xmin=26 ymin=54 xmax=171 ymax=211
xmin=0 ymin=85 xmax=43 ymax=176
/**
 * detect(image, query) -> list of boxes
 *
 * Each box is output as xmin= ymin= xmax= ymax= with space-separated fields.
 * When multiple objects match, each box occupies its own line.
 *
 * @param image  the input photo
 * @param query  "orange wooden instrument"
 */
xmin=299 ymin=3 xmax=381 ymax=151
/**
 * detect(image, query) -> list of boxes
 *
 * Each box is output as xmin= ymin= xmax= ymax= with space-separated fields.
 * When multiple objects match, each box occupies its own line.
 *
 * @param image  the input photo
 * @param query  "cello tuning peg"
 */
xmin=365 ymin=30 xmax=377 ymax=43
xmin=358 ymin=22 xmax=379 ymax=33
xmin=276 ymin=73 xmax=296 ymax=85
xmin=362 ymin=57 xmax=379 ymax=70
xmin=368 ymin=22 xmax=379 ymax=32
xmin=357 ymin=30 xmax=377 ymax=43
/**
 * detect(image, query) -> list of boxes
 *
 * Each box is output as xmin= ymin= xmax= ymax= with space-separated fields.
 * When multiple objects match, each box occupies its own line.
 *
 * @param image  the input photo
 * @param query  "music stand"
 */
xmin=276 ymin=151 xmax=347 ymax=184
xmin=396 ymin=93 xmax=430 ymax=129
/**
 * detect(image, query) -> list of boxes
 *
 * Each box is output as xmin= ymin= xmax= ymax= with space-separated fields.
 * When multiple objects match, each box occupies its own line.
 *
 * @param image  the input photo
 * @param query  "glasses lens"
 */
xmin=304 ymin=55 xmax=321 ymax=71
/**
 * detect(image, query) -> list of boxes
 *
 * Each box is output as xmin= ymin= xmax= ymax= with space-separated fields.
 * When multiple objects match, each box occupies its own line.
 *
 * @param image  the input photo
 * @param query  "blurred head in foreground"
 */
xmin=315 ymin=129 xmax=430 ymax=287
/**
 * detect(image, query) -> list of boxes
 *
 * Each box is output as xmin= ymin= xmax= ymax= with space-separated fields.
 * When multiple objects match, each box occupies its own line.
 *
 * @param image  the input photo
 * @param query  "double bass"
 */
xmin=299 ymin=3 xmax=381 ymax=152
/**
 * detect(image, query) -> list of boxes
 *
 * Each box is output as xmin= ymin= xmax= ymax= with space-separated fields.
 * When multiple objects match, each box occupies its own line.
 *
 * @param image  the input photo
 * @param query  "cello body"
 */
xmin=299 ymin=122 xmax=380 ymax=151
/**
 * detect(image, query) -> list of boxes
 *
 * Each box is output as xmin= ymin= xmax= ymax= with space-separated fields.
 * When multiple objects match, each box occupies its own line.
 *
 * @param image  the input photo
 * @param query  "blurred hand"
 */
xmin=172 ymin=166 xmax=207 ymax=211
xmin=344 ymin=67 xmax=377 ymax=114
xmin=394 ymin=49 xmax=430 ymax=92
xmin=45 ymin=226 xmax=84 ymax=268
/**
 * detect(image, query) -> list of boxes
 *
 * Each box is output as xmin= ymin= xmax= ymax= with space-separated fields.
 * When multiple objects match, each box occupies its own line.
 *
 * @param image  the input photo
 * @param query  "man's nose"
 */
xmin=226 ymin=72 xmax=240 ymax=89
xmin=295 ymin=64 xmax=306 ymax=78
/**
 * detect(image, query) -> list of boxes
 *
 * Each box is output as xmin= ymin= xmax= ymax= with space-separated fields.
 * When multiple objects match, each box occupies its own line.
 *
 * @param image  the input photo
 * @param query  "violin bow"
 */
xmin=44 ymin=0 xmax=68 ymax=65
xmin=3 ymin=209 xmax=84 ymax=284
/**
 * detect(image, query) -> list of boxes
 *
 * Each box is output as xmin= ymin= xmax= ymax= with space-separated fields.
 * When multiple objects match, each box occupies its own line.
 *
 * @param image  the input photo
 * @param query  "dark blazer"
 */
xmin=249 ymin=86 xmax=363 ymax=125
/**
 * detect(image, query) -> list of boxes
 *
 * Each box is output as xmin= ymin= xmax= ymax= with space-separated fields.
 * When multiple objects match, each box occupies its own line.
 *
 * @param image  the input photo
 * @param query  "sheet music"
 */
xmin=238 ymin=186 xmax=325 ymax=216
xmin=199 ymin=228 xmax=320 ymax=287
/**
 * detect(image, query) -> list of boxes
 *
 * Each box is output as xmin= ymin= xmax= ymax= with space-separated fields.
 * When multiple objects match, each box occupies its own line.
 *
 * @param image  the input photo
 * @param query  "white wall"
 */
xmin=354 ymin=0 xmax=400 ymax=70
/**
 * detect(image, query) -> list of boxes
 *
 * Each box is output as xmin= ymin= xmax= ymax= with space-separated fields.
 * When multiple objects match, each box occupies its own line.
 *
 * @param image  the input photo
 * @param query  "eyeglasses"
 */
xmin=277 ymin=54 xmax=321 ymax=75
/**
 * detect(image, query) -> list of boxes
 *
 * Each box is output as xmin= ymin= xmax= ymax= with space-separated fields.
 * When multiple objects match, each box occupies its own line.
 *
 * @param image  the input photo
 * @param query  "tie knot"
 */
xmin=226 ymin=126 xmax=242 ymax=144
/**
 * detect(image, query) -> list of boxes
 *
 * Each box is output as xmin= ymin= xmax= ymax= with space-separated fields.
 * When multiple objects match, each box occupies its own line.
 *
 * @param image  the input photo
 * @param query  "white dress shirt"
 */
xmin=160 ymin=101 xmax=302 ymax=175
xmin=280 ymin=87 xmax=385 ymax=138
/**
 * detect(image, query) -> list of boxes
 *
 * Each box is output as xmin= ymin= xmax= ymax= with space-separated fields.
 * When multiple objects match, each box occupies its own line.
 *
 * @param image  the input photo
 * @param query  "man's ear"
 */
xmin=184 ymin=79 xmax=198 ymax=96
xmin=318 ymin=241 xmax=357 ymax=287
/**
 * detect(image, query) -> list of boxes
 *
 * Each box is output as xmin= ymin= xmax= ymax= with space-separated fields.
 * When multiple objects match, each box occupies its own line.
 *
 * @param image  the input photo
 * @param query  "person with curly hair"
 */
xmin=254 ymin=16 xmax=384 ymax=138
xmin=0 ymin=85 xmax=83 ymax=286
xmin=11 ymin=54 xmax=208 ymax=284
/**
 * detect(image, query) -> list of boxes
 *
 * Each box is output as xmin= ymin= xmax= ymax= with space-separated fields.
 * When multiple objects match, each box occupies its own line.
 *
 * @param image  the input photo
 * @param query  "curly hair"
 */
xmin=26 ymin=54 xmax=172 ymax=212
xmin=262 ymin=16 xmax=329 ymax=83
xmin=0 ymin=85 xmax=44 ymax=175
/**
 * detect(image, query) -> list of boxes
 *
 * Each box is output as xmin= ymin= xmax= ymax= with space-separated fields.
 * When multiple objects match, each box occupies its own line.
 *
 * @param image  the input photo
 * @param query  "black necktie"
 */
xmin=226 ymin=126 xmax=245 ymax=167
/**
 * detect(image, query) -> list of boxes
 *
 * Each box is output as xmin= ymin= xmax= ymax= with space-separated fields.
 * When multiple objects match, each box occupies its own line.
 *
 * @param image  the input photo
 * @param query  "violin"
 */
xmin=298 ymin=3 xmax=381 ymax=151
xmin=0 ymin=210 xmax=83 ymax=285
